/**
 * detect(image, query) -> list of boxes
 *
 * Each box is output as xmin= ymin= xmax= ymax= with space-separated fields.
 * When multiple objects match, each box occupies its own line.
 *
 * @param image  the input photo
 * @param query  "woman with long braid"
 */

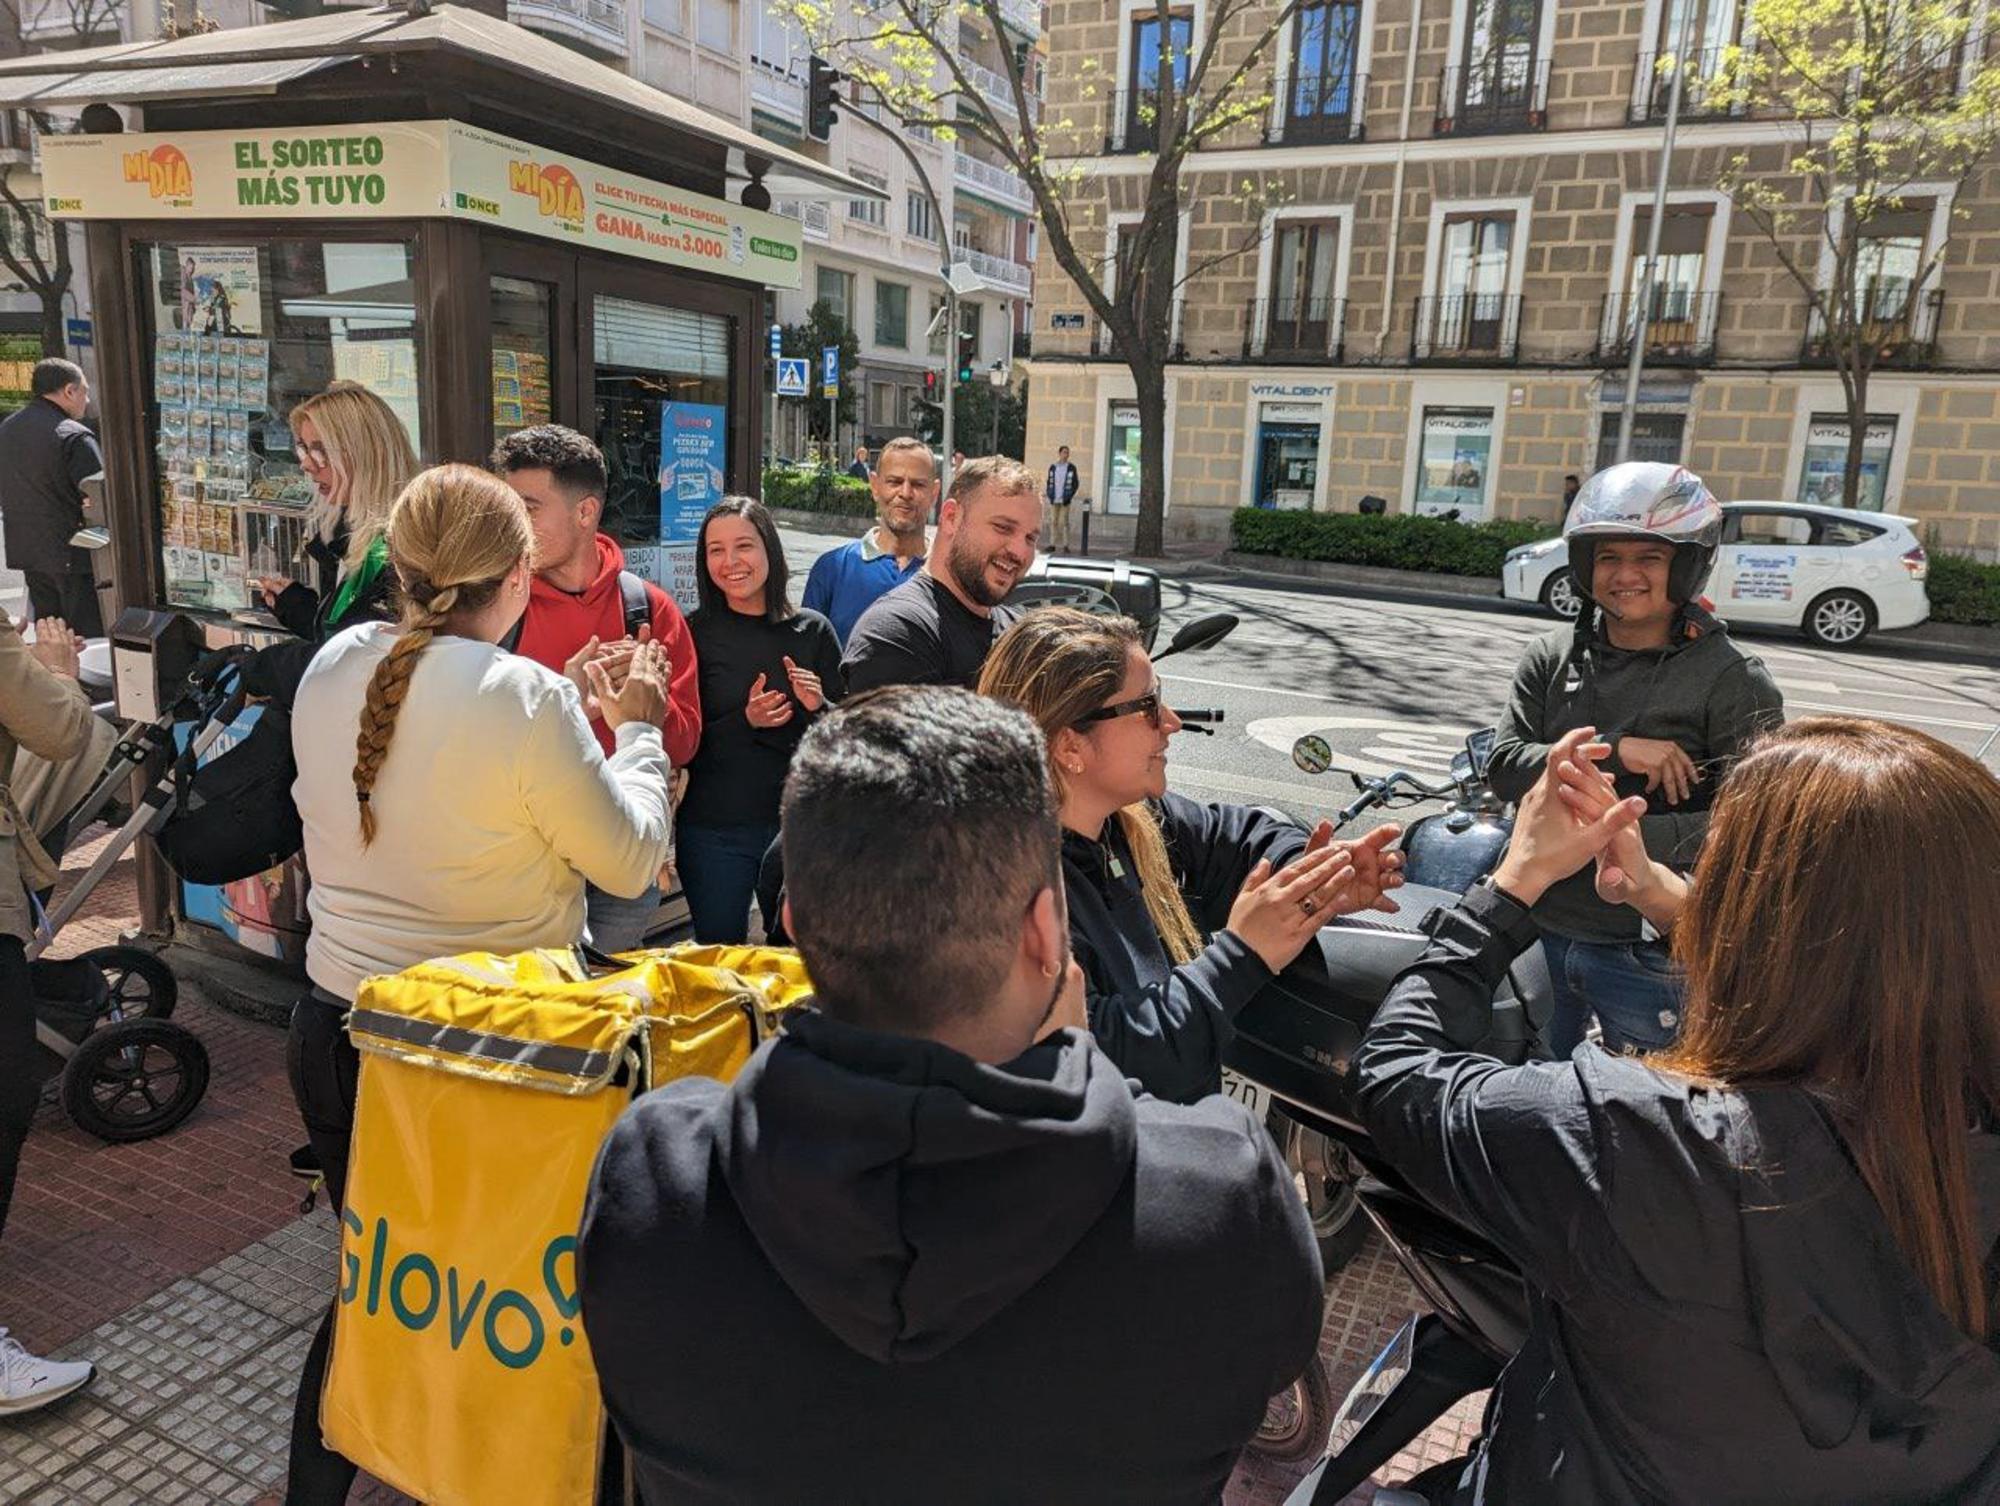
xmin=281 ymin=463 xmax=673 ymax=1504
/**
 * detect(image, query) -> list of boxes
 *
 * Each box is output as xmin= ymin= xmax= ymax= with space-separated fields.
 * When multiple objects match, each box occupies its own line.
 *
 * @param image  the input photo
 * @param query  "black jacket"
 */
xmin=1488 ymin=607 xmax=1783 ymax=942
xmin=1356 ymin=884 xmax=2000 ymax=1506
xmin=1064 ymin=793 xmax=1306 ymax=1104
xmin=680 ymin=606 xmax=843 ymax=829
xmin=1047 ymin=460 xmax=1079 ymax=504
xmin=0 ymin=397 xmax=102 ymax=575
xmin=579 ymin=1010 xmax=1323 ymax=1506
xmin=242 ymin=532 xmax=397 ymax=708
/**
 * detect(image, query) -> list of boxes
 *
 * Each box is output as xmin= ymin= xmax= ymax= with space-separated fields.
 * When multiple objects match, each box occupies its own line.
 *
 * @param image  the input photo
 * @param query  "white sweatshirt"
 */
xmin=292 ymin=621 xmax=672 ymax=1000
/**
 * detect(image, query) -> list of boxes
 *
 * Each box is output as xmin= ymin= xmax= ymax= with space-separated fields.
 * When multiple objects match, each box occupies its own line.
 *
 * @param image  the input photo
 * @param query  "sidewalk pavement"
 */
xmin=1 ymin=828 xmax=1481 ymax=1506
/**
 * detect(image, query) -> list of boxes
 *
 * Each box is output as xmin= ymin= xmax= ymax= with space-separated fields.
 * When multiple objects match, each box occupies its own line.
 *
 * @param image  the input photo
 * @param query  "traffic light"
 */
xmin=956 ymin=329 xmax=976 ymax=385
xmin=923 ymin=370 xmax=939 ymax=397
xmin=808 ymin=56 xmax=841 ymax=142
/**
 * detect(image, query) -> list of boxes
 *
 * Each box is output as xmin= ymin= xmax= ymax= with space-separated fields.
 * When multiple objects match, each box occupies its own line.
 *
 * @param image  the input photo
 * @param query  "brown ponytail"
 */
xmin=349 ymin=464 xmax=532 ymax=846
xmin=979 ymin=608 xmax=1205 ymax=963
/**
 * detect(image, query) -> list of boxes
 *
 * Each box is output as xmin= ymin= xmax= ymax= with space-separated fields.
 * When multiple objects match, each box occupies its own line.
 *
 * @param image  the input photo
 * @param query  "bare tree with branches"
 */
xmin=788 ymin=0 xmax=1302 ymax=555
xmin=1712 ymin=0 xmax=2000 ymax=507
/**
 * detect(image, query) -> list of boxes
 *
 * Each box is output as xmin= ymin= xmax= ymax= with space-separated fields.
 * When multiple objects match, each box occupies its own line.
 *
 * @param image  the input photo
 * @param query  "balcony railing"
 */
xmin=1412 ymin=293 xmax=1522 ymax=363
xmin=1596 ymin=289 xmax=1722 ymax=364
xmin=508 ymin=0 xmax=629 ymax=57
xmin=1802 ymin=286 xmax=1945 ymax=369
xmin=776 ymin=199 xmax=832 ymax=242
xmin=1096 ymin=321 xmax=1186 ymax=361
xmin=1105 ymin=87 xmax=1206 ymax=153
xmin=1244 ymin=297 xmax=1348 ymax=361
xmin=957 ymin=247 xmax=1033 ymax=295
xmin=1434 ymin=56 xmax=1550 ymax=136
xmin=995 ymin=0 xmax=1042 ymax=40
xmin=1628 ymin=46 xmax=1736 ymax=123
xmin=964 ymin=59 xmax=1041 ymax=124
xmin=953 ymin=151 xmax=1034 ymax=215
xmin=750 ymin=58 xmax=807 ymax=126
xmin=1268 ymin=71 xmax=1368 ymax=144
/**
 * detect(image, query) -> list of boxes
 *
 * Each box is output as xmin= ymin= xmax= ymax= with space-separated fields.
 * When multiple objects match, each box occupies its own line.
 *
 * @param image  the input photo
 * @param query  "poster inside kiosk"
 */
xmin=39 ymin=120 xmax=805 ymax=290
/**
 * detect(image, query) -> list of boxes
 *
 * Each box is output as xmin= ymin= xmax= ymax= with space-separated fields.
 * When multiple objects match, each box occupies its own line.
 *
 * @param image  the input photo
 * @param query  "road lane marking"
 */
xmin=1786 ymin=700 xmax=2000 ymax=732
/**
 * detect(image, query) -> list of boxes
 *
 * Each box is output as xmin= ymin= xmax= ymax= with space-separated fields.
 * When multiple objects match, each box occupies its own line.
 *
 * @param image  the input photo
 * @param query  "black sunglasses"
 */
xmin=1075 ymin=690 xmax=1164 ymax=730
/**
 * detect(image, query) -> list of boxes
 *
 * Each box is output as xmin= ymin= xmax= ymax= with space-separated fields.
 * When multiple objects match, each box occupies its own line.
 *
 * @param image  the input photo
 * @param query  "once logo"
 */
xmin=340 ymin=1210 xmax=585 ymax=1372
xmin=507 ymin=161 xmax=585 ymax=227
xmin=122 ymin=144 xmax=193 ymax=201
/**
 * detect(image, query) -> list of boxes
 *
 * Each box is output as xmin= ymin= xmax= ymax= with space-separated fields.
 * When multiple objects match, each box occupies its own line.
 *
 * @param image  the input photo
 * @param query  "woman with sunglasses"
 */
xmin=980 ymin=608 xmax=1404 ymax=1104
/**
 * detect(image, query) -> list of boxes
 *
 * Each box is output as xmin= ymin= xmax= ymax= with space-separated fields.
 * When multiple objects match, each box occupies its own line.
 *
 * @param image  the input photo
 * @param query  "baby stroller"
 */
xmin=22 ymin=646 xmax=251 ymax=1142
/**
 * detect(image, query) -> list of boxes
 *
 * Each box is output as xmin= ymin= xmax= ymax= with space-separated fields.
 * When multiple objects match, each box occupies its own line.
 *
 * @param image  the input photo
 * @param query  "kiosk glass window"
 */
xmin=1797 ymin=413 xmax=1896 ymax=510
xmin=1254 ymin=403 xmax=1322 ymax=510
xmin=137 ymin=238 xmax=422 ymax=614
xmin=1413 ymin=405 xmax=1495 ymax=519
xmin=593 ymin=294 xmax=732 ymax=549
xmin=490 ymin=276 xmax=555 ymax=450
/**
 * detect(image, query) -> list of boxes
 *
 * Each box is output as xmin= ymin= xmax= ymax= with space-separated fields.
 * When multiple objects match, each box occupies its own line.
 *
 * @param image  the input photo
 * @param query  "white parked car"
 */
xmin=1502 ymin=501 xmax=1931 ymax=647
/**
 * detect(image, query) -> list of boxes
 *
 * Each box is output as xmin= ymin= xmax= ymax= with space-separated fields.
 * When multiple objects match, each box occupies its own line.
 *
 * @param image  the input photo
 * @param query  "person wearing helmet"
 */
xmin=1487 ymin=462 xmax=1783 ymax=1055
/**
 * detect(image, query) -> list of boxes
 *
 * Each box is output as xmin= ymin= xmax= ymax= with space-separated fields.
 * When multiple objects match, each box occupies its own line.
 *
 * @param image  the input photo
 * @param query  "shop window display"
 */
xmin=140 ymin=239 xmax=422 ymax=614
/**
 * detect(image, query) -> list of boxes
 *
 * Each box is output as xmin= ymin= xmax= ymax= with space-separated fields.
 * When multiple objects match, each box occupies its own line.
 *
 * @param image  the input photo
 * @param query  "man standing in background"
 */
xmin=804 ymin=436 xmax=931 ymax=644
xmin=1045 ymin=445 xmax=1079 ymax=552
xmin=0 ymin=360 xmax=104 ymax=636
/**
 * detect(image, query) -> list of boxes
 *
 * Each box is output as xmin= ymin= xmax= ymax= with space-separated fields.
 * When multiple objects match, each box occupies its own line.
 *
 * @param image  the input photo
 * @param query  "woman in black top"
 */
xmin=679 ymin=498 xmax=843 ymax=943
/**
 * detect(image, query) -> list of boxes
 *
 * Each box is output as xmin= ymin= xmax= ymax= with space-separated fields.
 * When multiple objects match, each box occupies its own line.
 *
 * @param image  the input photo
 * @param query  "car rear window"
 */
xmin=1729 ymin=513 xmax=1813 ymax=546
xmin=1814 ymin=517 xmax=1887 ymax=547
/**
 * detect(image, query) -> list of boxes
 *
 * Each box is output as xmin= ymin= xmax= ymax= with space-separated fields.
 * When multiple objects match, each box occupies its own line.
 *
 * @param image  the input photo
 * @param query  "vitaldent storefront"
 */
xmin=20 ymin=24 xmax=859 ymax=953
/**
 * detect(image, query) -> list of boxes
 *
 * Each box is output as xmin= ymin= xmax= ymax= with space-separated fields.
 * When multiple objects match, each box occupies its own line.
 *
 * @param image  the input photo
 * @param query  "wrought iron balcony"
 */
xmin=1628 ymin=47 xmax=1736 ymax=123
xmin=952 ymin=151 xmax=1034 ymax=215
xmin=1801 ymin=286 xmax=1944 ymax=369
xmin=508 ymin=0 xmax=629 ymax=58
xmin=1434 ymin=56 xmax=1550 ymax=136
xmin=1265 ymin=71 xmax=1368 ymax=144
xmin=1412 ymin=293 xmax=1522 ymax=363
xmin=1243 ymin=297 xmax=1348 ymax=362
xmin=1596 ymin=290 xmax=1721 ymax=365
xmin=956 ymin=247 xmax=1033 ymax=296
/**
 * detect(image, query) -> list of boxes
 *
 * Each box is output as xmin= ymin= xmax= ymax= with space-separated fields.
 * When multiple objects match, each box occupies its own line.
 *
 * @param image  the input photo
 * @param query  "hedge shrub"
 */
xmin=1926 ymin=551 xmax=2000 ymax=627
xmin=760 ymin=466 xmax=875 ymax=519
xmin=1230 ymin=508 xmax=1557 ymax=579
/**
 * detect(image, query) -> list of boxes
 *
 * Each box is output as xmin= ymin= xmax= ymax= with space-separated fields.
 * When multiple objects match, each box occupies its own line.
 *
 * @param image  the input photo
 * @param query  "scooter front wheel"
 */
xmin=1249 ymin=1350 xmax=1336 ymax=1465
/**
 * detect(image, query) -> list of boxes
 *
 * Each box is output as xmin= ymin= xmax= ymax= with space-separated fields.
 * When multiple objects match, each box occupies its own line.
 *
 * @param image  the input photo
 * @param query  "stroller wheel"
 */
xmin=76 ymin=946 xmax=178 ymax=1022
xmin=60 ymin=1019 xmax=210 ymax=1143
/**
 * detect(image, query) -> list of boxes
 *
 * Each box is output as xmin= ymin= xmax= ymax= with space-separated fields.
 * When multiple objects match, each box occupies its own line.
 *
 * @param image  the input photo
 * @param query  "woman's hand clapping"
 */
xmin=590 ymin=639 xmax=669 ymax=733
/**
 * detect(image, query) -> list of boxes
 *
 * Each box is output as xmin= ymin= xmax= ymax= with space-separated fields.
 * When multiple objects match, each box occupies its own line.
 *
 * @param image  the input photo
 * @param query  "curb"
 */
xmin=163 ymin=938 xmax=299 ymax=1029
xmin=768 ymin=506 xmax=875 ymax=539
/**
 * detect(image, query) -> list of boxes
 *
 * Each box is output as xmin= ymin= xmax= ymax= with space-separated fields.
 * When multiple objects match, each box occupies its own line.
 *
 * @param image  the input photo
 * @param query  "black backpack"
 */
xmin=157 ymin=573 xmax=657 ymax=887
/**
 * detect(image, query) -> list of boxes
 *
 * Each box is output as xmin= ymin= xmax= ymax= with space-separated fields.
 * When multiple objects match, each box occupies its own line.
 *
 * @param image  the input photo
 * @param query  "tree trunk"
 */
xmin=1842 ymin=372 xmax=1870 ymax=511
xmin=38 ymin=286 xmax=65 ymax=359
xmin=1133 ymin=357 xmax=1168 ymax=557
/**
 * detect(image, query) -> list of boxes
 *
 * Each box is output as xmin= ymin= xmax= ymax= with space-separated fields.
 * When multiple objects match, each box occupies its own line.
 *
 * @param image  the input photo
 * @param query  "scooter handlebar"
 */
xmin=1174 ymin=707 xmax=1224 ymax=737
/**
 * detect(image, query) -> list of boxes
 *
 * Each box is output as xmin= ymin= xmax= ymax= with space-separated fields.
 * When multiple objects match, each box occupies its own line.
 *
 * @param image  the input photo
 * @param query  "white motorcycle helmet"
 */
xmin=1563 ymin=462 xmax=1723 ymax=609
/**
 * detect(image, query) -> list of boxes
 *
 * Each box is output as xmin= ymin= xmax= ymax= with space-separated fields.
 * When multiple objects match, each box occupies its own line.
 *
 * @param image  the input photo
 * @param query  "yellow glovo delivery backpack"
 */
xmin=319 ymin=943 xmax=813 ymax=1506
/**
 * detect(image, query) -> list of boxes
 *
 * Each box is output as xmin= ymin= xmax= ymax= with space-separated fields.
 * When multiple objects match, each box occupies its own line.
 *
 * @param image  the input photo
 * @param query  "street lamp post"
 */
xmin=1615 ymin=0 xmax=1698 ymax=465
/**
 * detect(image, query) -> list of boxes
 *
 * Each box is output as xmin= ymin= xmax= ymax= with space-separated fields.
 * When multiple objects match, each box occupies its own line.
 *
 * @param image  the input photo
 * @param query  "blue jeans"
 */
xmin=1540 ymin=933 xmax=1685 ymax=1057
xmin=585 ymin=882 xmax=664 ymax=955
xmin=677 ymin=822 xmax=780 ymax=945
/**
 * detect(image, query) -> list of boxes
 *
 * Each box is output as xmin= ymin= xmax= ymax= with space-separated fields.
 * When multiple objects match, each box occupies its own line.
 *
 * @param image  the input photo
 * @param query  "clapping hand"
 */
xmin=1491 ymin=727 xmax=1650 ymax=908
xmin=1616 ymin=735 xmax=1701 ymax=806
xmin=745 ymin=672 xmax=795 ymax=729
xmin=25 ymin=616 xmax=83 ymax=679
xmin=782 ymin=655 xmax=825 ymax=712
xmin=589 ymin=639 xmax=669 ymax=732
xmin=1550 ymin=747 xmax=1688 ymax=929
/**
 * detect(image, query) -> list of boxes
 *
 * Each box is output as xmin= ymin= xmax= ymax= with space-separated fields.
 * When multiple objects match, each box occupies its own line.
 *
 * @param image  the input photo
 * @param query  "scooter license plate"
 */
xmin=1327 ymin=1314 xmax=1420 ymax=1458
xmin=1220 ymin=1069 xmax=1270 ymax=1121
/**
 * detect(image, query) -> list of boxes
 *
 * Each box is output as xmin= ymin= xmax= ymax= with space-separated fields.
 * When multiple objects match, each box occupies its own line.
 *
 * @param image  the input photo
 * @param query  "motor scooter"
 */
xmin=1221 ymin=732 xmax=1550 ymax=1504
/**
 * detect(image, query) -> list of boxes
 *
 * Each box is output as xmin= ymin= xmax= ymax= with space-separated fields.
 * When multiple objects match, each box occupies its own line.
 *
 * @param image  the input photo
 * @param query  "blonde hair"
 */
xmin=350 ymin=464 xmax=532 ymax=846
xmin=979 ymin=607 xmax=1203 ymax=963
xmin=292 ymin=380 xmax=421 ymax=575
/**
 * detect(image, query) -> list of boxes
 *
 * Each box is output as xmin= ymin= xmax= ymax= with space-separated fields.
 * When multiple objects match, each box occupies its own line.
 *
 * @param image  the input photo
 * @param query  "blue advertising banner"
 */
xmin=658 ymin=401 xmax=727 ymax=609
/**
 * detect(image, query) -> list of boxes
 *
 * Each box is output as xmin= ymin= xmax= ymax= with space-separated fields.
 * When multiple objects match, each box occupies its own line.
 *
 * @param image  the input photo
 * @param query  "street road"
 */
xmin=784 ymin=527 xmax=2000 ymax=831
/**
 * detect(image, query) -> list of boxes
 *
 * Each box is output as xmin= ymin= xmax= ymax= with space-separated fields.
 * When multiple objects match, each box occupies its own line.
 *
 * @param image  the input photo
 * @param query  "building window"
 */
xmin=1853 ymin=204 xmax=1929 ymax=325
xmin=697 ymin=0 xmax=734 ymax=52
xmin=1596 ymin=410 xmax=1686 ymax=469
xmin=849 ymin=171 xmax=888 ymax=228
xmin=1119 ymin=9 xmax=1191 ymax=151
xmin=1265 ymin=220 xmax=1343 ymax=359
xmin=1420 ymin=211 xmax=1519 ymax=358
xmin=751 ymin=0 xmax=797 ymax=65
xmin=907 ymin=193 xmax=937 ymax=242
xmin=1254 ymin=401 xmax=1324 ymax=510
xmin=1413 ymin=406 xmax=1497 ymax=519
xmin=1289 ymin=0 xmax=1363 ymax=140
xmin=816 ymin=266 xmax=854 ymax=324
xmin=870 ymin=380 xmax=898 ymax=427
xmin=1798 ymin=413 xmax=1897 ymax=510
xmin=1443 ymin=0 xmax=1546 ymax=134
xmin=875 ymin=280 xmax=909 ymax=348
xmin=1607 ymin=203 xmax=1718 ymax=361
xmin=1632 ymin=0 xmax=1736 ymax=119
xmin=645 ymin=0 xmax=686 ymax=33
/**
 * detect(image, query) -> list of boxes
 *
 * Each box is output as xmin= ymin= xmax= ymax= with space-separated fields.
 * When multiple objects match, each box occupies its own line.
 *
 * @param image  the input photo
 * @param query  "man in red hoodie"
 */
xmin=493 ymin=425 xmax=701 ymax=951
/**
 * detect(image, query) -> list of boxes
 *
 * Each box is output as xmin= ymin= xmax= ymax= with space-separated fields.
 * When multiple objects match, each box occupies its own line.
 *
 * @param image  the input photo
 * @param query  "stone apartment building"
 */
xmin=1025 ymin=0 xmax=2000 ymax=559
xmin=0 ymin=0 xmax=1040 ymax=455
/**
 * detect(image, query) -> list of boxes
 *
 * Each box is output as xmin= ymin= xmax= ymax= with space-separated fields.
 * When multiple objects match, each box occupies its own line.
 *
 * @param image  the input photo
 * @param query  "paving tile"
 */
xmin=201 ymin=1218 xmax=342 ymax=1330
xmin=14 ymin=1427 xmax=262 ymax=1505
xmin=0 ymin=1389 xmax=137 ymax=1485
xmin=49 ymin=1279 xmax=293 ymax=1422
xmin=150 ymin=1326 xmax=313 ymax=1489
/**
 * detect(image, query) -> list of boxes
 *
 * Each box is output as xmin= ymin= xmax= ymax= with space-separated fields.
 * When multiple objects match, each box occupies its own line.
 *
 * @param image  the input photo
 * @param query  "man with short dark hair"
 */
xmin=0 ymin=359 xmax=103 ymax=635
xmin=1045 ymin=443 xmax=1079 ymax=551
xmin=1562 ymin=473 xmax=1582 ymax=516
xmin=840 ymin=455 xmax=1039 ymax=692
xmin=579 ymin=687 xmax=1323 ymax=1505
xmin=801 ymin=435 xmax=931 ymax=643
xmin=493 ymin=424 xmax=700 ymax=951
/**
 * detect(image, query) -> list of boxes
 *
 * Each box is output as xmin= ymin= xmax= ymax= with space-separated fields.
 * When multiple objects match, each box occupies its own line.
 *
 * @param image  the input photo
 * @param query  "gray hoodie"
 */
xmin=1489 ymin=606 xmax=1784 ymax=941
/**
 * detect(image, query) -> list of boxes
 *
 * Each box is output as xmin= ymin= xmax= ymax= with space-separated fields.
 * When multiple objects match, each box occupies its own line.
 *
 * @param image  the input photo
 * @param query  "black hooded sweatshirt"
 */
xmin=578 ymin=1010 xmax=1324 ymax=1506
xmin=1357 ymin=884 xmax=2000 ymax=1505
xmin=1063 ymin=792 xmax=1307 ymax=1105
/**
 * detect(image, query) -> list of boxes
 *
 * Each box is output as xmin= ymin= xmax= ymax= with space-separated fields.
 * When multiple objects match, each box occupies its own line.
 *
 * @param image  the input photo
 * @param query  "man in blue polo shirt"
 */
xmin=803 ymin=435 xmax=931 ymax=643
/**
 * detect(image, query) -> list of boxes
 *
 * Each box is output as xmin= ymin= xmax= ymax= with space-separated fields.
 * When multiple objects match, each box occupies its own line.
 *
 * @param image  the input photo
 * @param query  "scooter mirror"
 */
xmin=1291 ymin=734 xmax=1334 ymax=775
xmin=1451 ymin=750 xmax=1474 ymax=783
xmin=1160 ymin=612 xmax=1239 ymax=659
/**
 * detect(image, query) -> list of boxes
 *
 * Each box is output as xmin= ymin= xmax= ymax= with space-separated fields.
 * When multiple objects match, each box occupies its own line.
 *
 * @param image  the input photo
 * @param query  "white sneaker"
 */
xmin=0 ymin=1328 xmax=93 ymax=1415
